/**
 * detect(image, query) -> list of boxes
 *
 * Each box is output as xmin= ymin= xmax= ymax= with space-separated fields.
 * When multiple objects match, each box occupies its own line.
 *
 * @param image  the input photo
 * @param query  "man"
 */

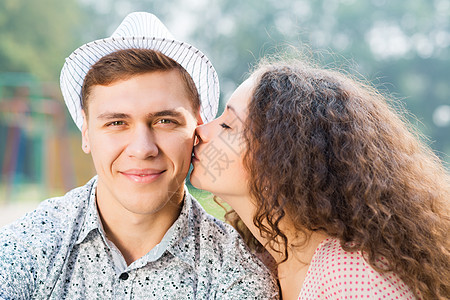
xmin=0 ymin=12 xmax=278 ymax=299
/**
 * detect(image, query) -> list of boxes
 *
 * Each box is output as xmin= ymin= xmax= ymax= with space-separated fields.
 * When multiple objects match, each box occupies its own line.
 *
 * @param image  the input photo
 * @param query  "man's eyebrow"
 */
xmin=97 ymin=112 xmax=130 ymax=120
xmin=96 ymin=110 xmax=185 ymax=120
xmin=150 ymin=110 xmax=184 ymax=118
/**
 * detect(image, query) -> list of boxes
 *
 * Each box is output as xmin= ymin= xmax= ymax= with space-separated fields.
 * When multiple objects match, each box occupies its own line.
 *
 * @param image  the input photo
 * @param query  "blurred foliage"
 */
xmin=0 ymin=0 xmax=449 ymax=166
xmin=186 ymin=0 xmax=450 ymax=165
xmin=0 ymin=0 xmax=85 ymax=81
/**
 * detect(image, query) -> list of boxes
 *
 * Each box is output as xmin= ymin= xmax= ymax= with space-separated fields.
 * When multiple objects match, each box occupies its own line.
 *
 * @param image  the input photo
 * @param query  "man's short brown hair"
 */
xmin=81 ymin=48 xmax=200 ymax=117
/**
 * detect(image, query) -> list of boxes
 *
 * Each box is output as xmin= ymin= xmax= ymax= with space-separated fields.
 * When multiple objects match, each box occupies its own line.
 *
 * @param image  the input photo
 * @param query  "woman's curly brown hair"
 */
xmin=232 ymin=59 xmax=450 ymax=299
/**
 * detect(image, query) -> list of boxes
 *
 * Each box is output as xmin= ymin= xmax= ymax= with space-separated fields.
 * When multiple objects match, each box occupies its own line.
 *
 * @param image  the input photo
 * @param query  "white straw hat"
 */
xmin=60 ymin=12 xmax=219 ymax=130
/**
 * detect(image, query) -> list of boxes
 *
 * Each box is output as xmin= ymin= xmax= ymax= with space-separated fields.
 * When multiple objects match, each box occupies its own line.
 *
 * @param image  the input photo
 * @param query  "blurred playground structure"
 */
xmin=0 ymin=72 xmax=95 ymax=208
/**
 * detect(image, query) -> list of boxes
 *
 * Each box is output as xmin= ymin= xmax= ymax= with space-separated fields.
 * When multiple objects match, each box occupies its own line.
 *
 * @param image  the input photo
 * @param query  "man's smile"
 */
xmin=120 ymin=169 xmax=166 ymax=183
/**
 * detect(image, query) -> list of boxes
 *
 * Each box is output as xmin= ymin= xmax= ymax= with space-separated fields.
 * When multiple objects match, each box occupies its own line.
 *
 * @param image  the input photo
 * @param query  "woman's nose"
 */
xmin=195 ymin=123 xmax=207 ymax=144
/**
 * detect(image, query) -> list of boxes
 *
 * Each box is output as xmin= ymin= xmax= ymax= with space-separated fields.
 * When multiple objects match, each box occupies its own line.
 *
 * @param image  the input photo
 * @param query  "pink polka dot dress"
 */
xmin=298 ymin=238 xmax=419 ymax=299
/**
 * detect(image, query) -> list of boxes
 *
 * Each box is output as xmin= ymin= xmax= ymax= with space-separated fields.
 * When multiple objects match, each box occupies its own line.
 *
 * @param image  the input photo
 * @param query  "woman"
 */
xmin=190 ymin=58 xmax=450 ymax=299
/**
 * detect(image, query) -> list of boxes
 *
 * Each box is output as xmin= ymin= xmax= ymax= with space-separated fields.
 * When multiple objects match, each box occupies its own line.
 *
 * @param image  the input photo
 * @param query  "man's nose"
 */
xmin=125 ymin=125 xmax=158 ymax=159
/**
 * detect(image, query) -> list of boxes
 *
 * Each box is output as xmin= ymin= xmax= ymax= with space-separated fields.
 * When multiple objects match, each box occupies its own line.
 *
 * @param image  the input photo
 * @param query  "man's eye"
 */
xmin=157 ymin=119 xmax=177 ymax=125
xmin=108 ymin=121 xmax=125 ymax=126
xmin=220 ymin=123 xmax=231 ymax=129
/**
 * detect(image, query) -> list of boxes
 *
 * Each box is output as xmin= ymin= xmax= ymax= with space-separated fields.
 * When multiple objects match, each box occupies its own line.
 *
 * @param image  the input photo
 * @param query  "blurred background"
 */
xmin=1 ymin=0 xmax=449 ymax=225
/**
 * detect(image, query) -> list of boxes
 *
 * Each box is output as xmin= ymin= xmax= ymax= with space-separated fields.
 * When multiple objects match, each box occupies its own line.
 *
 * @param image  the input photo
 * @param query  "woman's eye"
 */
xmin=220 ymin=122 xmax=231 ymax=129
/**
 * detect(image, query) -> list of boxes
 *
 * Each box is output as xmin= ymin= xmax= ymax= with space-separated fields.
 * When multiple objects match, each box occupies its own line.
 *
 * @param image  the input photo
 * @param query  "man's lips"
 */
xmin=120 ymin=169 xmax=166 ymax=183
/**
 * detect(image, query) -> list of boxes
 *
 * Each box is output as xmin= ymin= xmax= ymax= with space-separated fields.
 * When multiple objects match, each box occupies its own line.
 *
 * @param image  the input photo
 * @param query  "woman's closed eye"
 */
xmin=220 ymin=122 xmax=231 ymax=129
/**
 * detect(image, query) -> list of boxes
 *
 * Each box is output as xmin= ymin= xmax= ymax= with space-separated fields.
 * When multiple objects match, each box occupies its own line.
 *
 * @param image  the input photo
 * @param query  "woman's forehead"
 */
xmin=226 ymin=77 xmax=255 ymax=117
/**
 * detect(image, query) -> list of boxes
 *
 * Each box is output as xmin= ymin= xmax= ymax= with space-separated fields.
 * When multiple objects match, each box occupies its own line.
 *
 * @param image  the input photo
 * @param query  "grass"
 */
xmin=0 ymin=183 xmax=52 ymax=205
xmin=186 ymin=185 xmax=228 ymax=220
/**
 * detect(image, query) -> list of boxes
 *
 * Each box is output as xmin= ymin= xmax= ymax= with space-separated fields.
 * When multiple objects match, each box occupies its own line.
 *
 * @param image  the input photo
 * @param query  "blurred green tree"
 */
xmin=0 ymin=0 xmax=84 ymax=81
xmin=2 ymin=0 xmax=448 ymax=165
xmin=182 ymin=0 xmax=450 ymax=165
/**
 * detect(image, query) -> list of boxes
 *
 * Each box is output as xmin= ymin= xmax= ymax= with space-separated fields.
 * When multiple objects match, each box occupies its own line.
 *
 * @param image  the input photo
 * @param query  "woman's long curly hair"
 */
xmin=231 ymin=58 xmax=450 ymax=299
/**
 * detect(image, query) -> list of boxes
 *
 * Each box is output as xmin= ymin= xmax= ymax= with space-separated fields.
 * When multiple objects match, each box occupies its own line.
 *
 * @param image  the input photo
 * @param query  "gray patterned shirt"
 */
xmin=0 ymin=177 xmax=279 ymax=299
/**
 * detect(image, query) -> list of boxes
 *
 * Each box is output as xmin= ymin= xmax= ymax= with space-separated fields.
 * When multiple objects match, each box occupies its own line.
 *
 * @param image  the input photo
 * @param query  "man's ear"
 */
xmin=81 ymin=110 xmax=91 ymax=154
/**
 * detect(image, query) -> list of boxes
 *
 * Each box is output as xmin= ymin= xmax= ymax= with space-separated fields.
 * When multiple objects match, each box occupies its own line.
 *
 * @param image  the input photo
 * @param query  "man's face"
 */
xmin=81 ymin=70 xmax=200 ymax=216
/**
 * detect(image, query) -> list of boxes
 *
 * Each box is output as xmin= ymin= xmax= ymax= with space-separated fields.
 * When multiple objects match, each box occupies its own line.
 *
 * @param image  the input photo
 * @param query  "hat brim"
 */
xmin=60 ymin=36 xmax=219 ymax=129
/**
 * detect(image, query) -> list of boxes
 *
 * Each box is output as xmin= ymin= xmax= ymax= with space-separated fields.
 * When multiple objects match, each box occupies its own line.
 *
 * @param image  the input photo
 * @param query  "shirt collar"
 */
xmin=76 ymin=177 xmax=101 ymax=245
xmin=76 ymin=181 xmax=197 ymax=266
xmin=164 ymin=187 xmax=197 ymax=268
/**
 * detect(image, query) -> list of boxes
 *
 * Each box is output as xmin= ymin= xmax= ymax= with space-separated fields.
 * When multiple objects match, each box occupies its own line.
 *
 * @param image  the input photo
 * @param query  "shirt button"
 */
xmin=119 ymin=272 xmax=129 ymax=280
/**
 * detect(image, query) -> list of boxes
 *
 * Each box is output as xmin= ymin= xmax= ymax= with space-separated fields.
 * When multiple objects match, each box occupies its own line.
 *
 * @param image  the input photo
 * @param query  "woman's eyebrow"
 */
xmin=226 ymin=105 xmax=244 ymax=122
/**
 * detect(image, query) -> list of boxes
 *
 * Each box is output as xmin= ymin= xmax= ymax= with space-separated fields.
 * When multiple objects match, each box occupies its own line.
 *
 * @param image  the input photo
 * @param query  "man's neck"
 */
xmin=96 ymin=188 xmax=185 ymax=265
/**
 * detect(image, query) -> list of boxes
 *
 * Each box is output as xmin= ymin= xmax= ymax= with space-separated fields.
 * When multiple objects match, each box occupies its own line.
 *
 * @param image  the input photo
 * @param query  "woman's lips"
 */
xmin=192 ymin=149 xmax=200 ymax=163
xmin=120 ymin=169 xmax=166 ymax=183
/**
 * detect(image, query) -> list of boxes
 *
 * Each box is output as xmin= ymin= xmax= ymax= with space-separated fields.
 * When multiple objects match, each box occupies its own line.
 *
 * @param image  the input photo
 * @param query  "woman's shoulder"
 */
xmin=298 ymin=238 xmax=418 ymax=299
